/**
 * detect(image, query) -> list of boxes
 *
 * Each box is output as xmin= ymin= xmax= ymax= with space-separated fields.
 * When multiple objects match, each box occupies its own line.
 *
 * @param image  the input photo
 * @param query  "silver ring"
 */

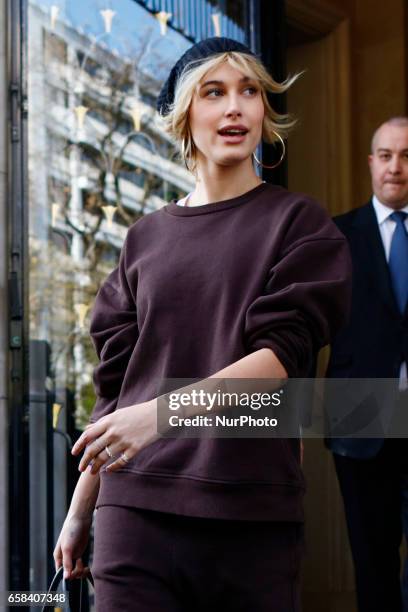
xmin=120 ymin=452 xmax=129 ymax=463
xmin=105 ymin=445 xmax=113 ymax=458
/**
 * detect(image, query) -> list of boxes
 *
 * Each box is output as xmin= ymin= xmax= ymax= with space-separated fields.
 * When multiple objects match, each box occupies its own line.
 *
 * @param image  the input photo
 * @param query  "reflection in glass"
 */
xmin=100 ymin=9 xmax=116 ymax=34
xmin=28 ymin=0 xmax=193 ymax=437
xmin=211 ymin=12 xmax=221 ymax=36
xmin=156 ymin=11 xmax=172 ymax=36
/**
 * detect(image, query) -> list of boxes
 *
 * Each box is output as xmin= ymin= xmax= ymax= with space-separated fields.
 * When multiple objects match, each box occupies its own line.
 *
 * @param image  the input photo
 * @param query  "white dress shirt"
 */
xmin=372 ymin=195 xmax=408 ymax=390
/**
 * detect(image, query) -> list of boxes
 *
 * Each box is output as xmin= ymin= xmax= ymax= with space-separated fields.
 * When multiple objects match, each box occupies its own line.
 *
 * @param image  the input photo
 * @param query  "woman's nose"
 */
xmin=224 ymin=93 xmax=242 ymax=117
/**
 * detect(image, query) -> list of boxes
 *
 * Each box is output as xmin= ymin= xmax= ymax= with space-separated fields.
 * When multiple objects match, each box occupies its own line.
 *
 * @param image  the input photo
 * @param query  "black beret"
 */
xmin=156 ymin=37 xmax=256 ymax=116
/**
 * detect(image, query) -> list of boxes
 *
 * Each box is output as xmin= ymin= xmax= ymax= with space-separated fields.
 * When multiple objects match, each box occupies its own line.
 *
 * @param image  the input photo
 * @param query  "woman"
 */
xmin=54 ymin=37 xmax=351 ymax=611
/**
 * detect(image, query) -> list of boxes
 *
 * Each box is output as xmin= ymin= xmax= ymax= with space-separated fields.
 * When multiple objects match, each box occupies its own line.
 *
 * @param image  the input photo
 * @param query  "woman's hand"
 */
xmin=54 ymin=514 xmax=92 ymax=580
xmin=71 ymin=400 xmax=158 ymax=474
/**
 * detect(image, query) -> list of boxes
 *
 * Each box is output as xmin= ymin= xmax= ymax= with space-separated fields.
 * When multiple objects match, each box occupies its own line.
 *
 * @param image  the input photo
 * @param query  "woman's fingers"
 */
xmin=106 ymin=450 xmax=132 ymax=473
xmin=89 ymin=445 xmax=118 ymax=474
xmin=78 ymin=438 xmax=106 ymax=472
xmin=70 ymin=558 xmax=87 ymax=579
xmin=77 ymin=436 xmax=128 ymax=474
xmin=67 ymin=558 xmax=91 ymax=580
xmin=72 ymin=419 xmax=108 ymax=456
xmin=78 ymin=565 xmax=91 ymax=580
xmin=61 ymin=549 xmax=73 ymax=580
xmin=53 ymin=542 xmax=63 ymax=572
xmin=78 ymin=435 xmax=111 ymax=472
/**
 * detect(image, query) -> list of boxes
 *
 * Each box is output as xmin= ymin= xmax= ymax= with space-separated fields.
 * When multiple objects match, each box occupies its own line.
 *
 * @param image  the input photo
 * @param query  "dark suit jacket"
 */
xmin=326 ymin=200 xmax=408 ymax=458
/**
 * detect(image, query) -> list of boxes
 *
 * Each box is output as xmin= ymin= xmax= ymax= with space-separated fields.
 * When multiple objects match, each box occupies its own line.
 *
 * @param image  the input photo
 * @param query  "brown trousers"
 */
xmin=92 ymin=505 xmax=304 ymax=612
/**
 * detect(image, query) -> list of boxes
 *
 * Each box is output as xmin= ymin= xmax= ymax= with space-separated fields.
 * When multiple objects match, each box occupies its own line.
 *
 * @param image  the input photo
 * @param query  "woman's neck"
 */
xmin=188 ymin=160 xmax=263 ymax=206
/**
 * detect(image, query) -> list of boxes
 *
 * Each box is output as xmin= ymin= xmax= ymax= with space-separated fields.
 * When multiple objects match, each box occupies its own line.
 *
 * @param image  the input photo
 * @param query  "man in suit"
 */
xmin=327 ymin=116 xmax=408 ymax=612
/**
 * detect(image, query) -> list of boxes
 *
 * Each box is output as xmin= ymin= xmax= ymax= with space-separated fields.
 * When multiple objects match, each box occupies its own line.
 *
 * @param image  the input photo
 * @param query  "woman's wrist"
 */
xmin=66 ymin=509 xmax=93 ymax=523
xmin=141 ymin=398 xmax=158 ymax=434
xmin=67 ymin=469 xmax=100 ymax=521
xmin=66 ymin=495 xmax=96 ymax=521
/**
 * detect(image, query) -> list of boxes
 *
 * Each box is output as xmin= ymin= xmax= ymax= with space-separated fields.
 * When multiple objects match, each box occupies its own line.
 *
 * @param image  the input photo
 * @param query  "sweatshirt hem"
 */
xmin=96 ymin=471 xmax=305 ymax=522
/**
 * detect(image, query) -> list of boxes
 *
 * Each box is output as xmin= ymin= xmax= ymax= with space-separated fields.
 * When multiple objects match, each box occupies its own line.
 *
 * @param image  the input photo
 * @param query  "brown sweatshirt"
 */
xmin=89 ymin=182 xmax=351 ymax=521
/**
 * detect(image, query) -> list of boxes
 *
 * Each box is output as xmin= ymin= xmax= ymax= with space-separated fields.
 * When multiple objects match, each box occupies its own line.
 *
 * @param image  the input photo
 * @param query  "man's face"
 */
xmin=368 ymin=124 xmax=408 ymax=209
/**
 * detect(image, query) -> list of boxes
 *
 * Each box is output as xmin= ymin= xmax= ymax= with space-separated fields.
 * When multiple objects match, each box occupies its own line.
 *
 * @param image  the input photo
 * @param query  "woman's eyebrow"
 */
xmin=199 ymin=76 xmax=252 ymax=88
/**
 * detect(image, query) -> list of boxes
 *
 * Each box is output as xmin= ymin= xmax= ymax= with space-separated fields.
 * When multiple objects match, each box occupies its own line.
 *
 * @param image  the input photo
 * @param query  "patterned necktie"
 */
xmin=389 ymin=211 xmax=408 ymax=314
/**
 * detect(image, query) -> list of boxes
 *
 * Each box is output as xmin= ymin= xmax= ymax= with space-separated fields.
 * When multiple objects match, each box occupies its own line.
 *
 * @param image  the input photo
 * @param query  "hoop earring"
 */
xmin=253 ymin=131 xmax=286 ymax=169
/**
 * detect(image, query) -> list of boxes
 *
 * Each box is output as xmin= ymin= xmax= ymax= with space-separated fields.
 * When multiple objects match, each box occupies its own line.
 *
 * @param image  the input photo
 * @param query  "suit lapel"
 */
xmin=352 ymin=201 xmax=400 ymax=317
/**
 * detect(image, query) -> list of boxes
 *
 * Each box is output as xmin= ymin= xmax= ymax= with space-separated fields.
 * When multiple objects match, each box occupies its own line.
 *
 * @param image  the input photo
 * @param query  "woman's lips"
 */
xmin=218 ymin=132 xmax=248 ymax=144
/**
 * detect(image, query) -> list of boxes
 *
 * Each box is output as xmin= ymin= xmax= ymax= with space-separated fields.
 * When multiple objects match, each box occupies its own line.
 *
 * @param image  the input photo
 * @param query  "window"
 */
xmin=29 ymin=0 xmax=193 ymax=429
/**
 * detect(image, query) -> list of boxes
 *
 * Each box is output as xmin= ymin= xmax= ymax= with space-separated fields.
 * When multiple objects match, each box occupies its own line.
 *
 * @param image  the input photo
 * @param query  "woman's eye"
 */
xmin=205 ymin=88 xmax=223 ymax=97
xmin=203 ymin=86 xmax=258 ymax=98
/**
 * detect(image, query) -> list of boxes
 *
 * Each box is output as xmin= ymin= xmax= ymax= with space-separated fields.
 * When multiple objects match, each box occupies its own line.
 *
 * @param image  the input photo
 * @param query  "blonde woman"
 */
xmin=54 ymin=37 xmax=351 ymax=611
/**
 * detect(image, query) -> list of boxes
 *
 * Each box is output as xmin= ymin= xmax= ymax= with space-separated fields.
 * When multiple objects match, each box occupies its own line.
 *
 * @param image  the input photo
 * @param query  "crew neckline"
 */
xmin=165 ymin=182 xmax=269 ymax=216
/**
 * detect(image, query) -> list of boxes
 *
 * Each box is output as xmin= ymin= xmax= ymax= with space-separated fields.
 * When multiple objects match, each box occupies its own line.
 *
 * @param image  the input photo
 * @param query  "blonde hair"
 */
xmin=160 ymin=51 xmax=299 ymax=174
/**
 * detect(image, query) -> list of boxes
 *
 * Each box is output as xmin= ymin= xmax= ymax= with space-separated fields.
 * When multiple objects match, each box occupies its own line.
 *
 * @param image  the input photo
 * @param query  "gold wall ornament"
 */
xmin=156 ymin=11 xmax=172 ymax=36
xmin=100 ymin=8 xmax=116 ymax=33
xmin=74 ymin=105 xmax=89 ymax=129
xmin=73 ymin=81 xmax=85 ymax=95
xmin=52 ymin=403 xmax=62 ymax=429
xmin=105 ymin=172 xmax=115 ymax=189
xmin=211 ymin=13 xmax=221 ymax=37
xmin=51 ymin=202 xmax=60 ymax=226
xmin=130 ymin=103 xmax=141 ymax=131
xmin=74 ymin=303 xmax=90 ymax=328
xmin=77 ymin=175 xmax=89 ymax=189
xmin=102 ymin=204 xmax=117 ymax=227
xmin=50 ymin=5 xmax=60 ymax=30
